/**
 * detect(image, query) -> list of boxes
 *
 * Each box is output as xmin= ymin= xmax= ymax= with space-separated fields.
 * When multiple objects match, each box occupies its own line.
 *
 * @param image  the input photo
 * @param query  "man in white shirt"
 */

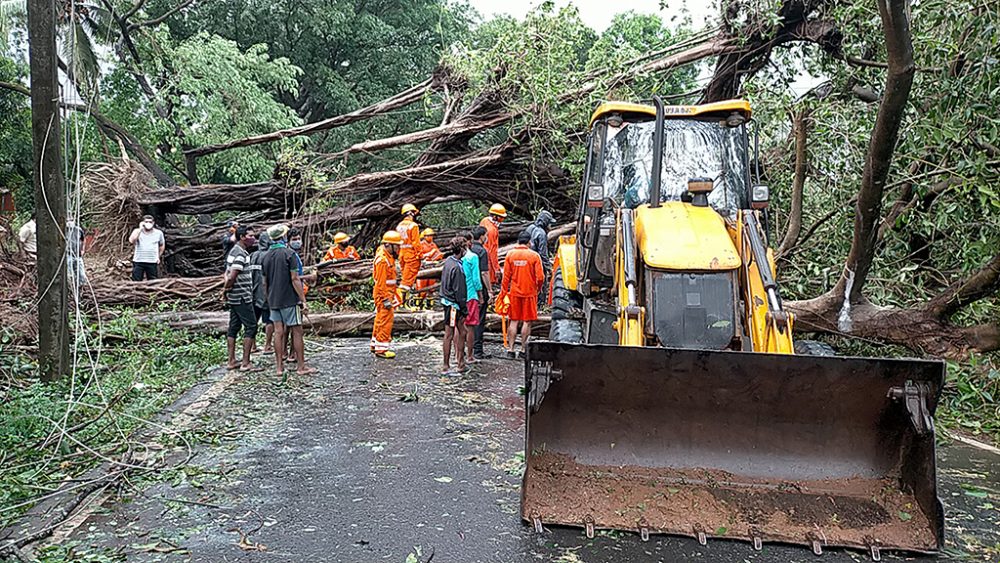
xmin=129 ymin=214 xmax=165 ymax=280
xmin=18 ymin=214 xmax=36 ymax=257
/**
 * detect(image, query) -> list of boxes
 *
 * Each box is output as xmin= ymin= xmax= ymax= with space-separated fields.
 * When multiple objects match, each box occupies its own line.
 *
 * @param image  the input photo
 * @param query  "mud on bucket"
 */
xmin=521 ymin=342 xmax=945 ymax=555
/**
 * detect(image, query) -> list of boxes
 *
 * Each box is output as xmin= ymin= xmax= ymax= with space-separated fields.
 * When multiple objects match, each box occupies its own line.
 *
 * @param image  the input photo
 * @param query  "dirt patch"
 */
xmin=522 ymin=452 xmax=937 ymax=552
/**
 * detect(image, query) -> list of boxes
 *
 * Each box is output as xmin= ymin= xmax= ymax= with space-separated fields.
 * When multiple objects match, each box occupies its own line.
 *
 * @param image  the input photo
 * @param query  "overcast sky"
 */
xmin=466 ymin=0 xmax=825 ymax=95
xmin=466 ymin=0 xmax=717 ymax=33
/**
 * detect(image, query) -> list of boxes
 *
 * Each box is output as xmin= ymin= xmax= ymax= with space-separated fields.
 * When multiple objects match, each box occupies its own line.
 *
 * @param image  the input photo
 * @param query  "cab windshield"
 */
xmin=601 ymin=118 xmax=748 ymax=216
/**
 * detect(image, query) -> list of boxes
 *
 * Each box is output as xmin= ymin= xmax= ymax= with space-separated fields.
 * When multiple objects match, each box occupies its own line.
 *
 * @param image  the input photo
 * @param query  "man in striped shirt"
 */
xmin=223 ymin=225 xmax=260 ymax=371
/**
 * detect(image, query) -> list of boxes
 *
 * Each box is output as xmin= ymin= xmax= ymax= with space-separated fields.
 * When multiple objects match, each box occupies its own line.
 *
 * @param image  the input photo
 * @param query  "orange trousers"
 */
xmin=399 ymin=255 xmax=421 ymax=290
xmin=371 ymin=303 xmax=394 ymax=352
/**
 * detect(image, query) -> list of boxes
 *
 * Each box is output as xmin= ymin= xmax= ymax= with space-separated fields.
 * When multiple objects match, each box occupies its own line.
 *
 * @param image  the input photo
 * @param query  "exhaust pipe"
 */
xmin=649 ymin=96 xmax=665 ymax=208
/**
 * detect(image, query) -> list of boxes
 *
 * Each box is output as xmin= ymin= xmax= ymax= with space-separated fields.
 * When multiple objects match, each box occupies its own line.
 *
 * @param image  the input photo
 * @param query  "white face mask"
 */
xmin=143 ymin=222 xmax=154 ymax=230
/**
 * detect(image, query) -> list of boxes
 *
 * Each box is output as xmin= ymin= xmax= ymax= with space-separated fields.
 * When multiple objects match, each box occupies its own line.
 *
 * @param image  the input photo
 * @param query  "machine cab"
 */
xmin=575 ymin=100 xmax=760 ymax=350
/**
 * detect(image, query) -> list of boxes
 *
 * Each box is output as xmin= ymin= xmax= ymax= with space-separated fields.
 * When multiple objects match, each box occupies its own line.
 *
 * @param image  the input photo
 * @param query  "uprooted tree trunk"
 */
xmin=68 ymin=0 xmax=850 ymax=278
xmin=787 ymin=0 xmax=1000 ymax=357
xmin=137 ymin=310 xmax=552 ymax=337
xmin=89 ymin=224 xmax=573 ymax=308
xmin=112 ymin=32 xmax=754 ymax=276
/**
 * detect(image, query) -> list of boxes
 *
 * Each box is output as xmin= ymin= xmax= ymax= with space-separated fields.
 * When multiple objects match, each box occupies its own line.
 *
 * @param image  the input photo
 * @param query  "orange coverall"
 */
xmin=420 ymin=240 xmax=443 ymax=261
xmin=414 ymin=239 xmax=443 ymax=297
xmin=479 ymin=216 xmax=500 ymax=285
xmin=371 ymin=247 xmax=398 ymax=353
xmin=396 ymin=218 xmax=421 ymax=290
xmin=323 ymin=244 xmax=360 ymax=262
xmin=501 ymin=244 xmax=544 ymax=321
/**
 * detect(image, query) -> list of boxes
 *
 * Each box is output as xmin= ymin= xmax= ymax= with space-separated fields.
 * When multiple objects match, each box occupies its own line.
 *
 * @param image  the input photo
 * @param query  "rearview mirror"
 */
xmin=751 ymin=185 xmax=769 ymax=209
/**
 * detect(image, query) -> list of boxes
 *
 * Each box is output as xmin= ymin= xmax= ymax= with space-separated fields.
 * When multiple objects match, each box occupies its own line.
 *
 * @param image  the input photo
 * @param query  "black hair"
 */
xmin=236 ymin=225 xmax=251 ymax=239
xmin=518 ymin=229 xmax=531 ymax=244
xmin=288 ymin=227 xmax=301 ymax=238
xmin=462 ymin=232 xmax=473 ymax=241
xmin=471 ymin=225 xmax=486 ymax=240
xmin=449 ymin=236 xmax=466 ymax=256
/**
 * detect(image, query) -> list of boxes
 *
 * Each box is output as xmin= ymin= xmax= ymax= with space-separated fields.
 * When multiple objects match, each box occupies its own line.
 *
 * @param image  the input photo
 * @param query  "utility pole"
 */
xmin=28 ymin=0 xmax=69 ymax=381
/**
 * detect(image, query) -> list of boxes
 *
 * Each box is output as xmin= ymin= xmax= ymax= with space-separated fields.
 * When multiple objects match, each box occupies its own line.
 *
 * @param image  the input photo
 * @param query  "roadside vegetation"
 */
xmin=0 ymin=312 xmax=223 ymax=530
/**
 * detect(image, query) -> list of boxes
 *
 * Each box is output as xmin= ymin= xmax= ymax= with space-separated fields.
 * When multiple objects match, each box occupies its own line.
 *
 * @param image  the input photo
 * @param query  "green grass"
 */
xmin=0 ymin=310 xmax=224 ymax=529
xmin=938 ymin=355 xmax=1000 ymax=442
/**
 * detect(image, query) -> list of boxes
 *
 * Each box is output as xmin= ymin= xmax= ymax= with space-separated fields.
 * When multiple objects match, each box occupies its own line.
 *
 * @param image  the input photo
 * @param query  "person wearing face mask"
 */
xmin=249 ymin=231 xmax=275 ymax=354
xmin=262 ymin=224 xmax=316 ymax=378
xmin=287 ymin=228 xmax=318 ymax=288
xmin=129 ymin=214 xmax=165 ymax=281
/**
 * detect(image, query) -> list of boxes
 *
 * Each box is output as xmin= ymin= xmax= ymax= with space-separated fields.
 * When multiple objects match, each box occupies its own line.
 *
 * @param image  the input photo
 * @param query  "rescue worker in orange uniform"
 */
xmin=419 ymin=228 xmax=443 ymax=262
xmin=501 ymin=230 xmax=544 ymax=359
xmin=414 ymin=228 xmax=443 ymax=309
xmin=323 ymin=232 xmax=360 ymax=262
xmin=371 ymin=231 xmax=402 ymax=358
xmin=479 ymin=203 xmax=506 ymax=286
xmin=396 ymin=204 xmax=422 ymax=307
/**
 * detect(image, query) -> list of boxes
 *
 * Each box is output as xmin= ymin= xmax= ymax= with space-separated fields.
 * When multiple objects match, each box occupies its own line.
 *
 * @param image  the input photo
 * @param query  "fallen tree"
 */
xmin=86 ymin=224 xmax=574 ymax=308
xmin=138 ymin=310 xmax=551 ymax=337
xmin=781 ymin=0 xmax=1000 ymax=357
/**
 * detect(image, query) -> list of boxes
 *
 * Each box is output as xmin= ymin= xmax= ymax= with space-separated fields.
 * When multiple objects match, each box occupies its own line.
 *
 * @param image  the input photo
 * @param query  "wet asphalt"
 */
xmin=55 ymin=337 xmax=1000 ymax=562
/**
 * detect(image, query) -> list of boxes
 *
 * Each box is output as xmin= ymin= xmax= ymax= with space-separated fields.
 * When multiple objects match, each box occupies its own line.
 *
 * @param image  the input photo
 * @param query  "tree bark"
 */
xmin=183 ymin=78 xmax=434 ymax=159
xmin=778 ymin=108 xmax=810 ymax=256
xmin=833 ymin=0 xmax=915 ymax=306
xmin=788 ymin=296 xmax=1000 ymax=358
xmin=924 ymin=252 xmax=1000 ymax=318
xmin=136 ymin=181 xmax=290 ymax=215
xmin=137 ymin=310 xmax=551 ymax=337
xmin=27 ymin=0 xmax=69 ymax=381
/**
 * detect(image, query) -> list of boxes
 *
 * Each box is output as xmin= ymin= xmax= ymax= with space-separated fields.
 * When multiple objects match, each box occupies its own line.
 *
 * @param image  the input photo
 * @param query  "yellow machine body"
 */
xmin=524 ymin=98 xmax=945 ymax=555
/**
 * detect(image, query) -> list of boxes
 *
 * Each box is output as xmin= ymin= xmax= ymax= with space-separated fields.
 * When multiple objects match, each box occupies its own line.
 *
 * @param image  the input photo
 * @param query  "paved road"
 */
xmin=56 ymin=338 xmax=1000 ymax=562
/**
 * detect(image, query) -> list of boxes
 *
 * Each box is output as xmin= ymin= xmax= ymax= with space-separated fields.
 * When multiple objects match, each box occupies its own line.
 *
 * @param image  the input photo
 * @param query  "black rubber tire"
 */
xmin=549 ymin=267 xmax=583 ymax=343
xmin=794 ymin=339 xmax=836 ymax=356
xmin=550 ymin=268 xmax=582 ymax=312
xmin=550 ymin=318 xmax=584 ymax=344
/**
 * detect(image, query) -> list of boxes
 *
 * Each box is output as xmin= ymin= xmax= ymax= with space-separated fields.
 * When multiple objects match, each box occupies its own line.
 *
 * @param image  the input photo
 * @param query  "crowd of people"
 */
xmin=13 ymin=201 xmax=556 ymax=376
xmin=220 ymin=202 xmax=553 ymax=376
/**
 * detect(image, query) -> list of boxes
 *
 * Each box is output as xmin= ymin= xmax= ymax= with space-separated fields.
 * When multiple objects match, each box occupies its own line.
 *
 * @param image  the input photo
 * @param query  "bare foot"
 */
xmin=240 ymin=365 xmax=263 ymax=373
xmin=226 ymin=362 xmax=239 ymax=370
xmin=262 ymin=348 xmax=274 ymax=355
xmin=296 ymin=365 xmax=318 ymax=376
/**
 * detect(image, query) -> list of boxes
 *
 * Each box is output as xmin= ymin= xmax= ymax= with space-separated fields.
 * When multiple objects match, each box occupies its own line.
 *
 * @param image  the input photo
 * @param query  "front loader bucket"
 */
xmin=522 ymin=342 xmax=945 ymax=555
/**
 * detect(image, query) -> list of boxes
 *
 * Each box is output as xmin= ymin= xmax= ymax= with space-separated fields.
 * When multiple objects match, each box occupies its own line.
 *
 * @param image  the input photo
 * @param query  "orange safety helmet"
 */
xmin=489 ymin=203 xmax=507 ymax=218
xmin=333 ymin=232 xmax=350 ymax=244
xmin=401 ymin=203 xmax=419 ymax=216
xmin=381 ymin=230 xmax=403 ymax=245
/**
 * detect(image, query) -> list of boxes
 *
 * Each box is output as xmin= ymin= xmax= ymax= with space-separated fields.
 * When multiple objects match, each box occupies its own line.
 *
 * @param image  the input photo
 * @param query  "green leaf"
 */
xmin=898 ymin=511 xmax=912 ymax=521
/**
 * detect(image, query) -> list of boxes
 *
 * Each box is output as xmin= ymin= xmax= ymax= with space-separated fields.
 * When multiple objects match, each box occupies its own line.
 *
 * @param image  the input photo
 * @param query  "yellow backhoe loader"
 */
xmin=522 ymin=97 xmax=945 ymax=557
